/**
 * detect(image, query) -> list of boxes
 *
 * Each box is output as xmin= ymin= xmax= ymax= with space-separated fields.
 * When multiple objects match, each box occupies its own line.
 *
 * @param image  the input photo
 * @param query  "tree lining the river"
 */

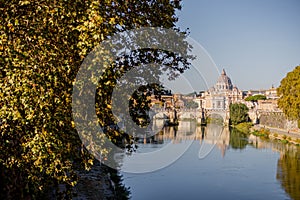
xmin=277 ymin=65 xmax=300 ymax=128
xmin=0 ymin=0 xmax=192 ymax=199
xmin=229 ymin=103 xmax=249 ymax=125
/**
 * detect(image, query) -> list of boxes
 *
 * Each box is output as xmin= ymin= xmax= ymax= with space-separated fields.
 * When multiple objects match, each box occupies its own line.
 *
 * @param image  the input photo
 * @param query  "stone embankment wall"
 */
xmin=259 ymin=112 xmax=286 ymax=129
xmin=259 ymin=111 xmax=299 ymax=131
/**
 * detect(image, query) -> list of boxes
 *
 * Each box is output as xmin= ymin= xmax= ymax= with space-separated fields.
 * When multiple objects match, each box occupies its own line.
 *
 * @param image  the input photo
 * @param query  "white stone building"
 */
xmin=202 ymin=69 xmax=244 ymax=110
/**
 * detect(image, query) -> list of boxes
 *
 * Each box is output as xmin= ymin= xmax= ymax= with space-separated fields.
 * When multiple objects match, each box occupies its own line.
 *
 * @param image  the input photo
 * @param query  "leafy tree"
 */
xmin=229 ymin=103 xmax=249 ymax=125
xmin=245 ymin=94 xmax=266 ymax=101
xmin=184 ymin=100 xmax=199 ymax=109
xmin=0 ymin=0 xmax=190 ymax=199
xmin=277 ymin=66 xmax=300 ymax=125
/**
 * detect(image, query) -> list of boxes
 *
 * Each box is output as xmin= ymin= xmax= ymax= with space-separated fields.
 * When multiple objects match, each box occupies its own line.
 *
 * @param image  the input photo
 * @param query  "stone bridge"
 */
xmin=153 ymin=108 xmax=201 ymax=120
xmin=153 ymin=108 xmax=230 ymax=125
xmin=204 ymin=109 xmax=230 ymax=125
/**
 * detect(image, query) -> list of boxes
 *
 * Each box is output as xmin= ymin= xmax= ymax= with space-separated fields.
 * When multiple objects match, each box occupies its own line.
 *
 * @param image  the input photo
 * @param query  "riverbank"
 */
xmin=72 ymin=162 xmax=115 ymax=200
xmin=44 ymin=160 xmax=129 ymax=200
xmin=251 ymin=125 xmax=300 ymax=145
xmin=232 ymin=122 xmax=300 ymax=146
xmin=73 ymin=161 xmax=130 ymax=200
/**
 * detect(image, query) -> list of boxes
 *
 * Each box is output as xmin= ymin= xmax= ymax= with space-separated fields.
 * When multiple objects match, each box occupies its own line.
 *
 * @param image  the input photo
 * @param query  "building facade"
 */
xmin=201 ymin=69 xmax=244 ymax=111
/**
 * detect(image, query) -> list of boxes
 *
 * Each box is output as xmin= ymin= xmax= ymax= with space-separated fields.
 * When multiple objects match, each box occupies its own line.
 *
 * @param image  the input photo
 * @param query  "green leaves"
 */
xmin=229 ymin=103 xmax=249 ymax=125
xmin=0 ymin=0 xmax=187 ymax=199
xmin=277 ymin=66 xmax=300 ymax=121
xmin=245 ymin=94 xmax=266 ymax=102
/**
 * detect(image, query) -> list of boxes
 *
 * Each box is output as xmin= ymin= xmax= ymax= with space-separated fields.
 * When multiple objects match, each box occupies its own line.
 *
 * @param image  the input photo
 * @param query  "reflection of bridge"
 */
xmin=149 ymin=122 xmax=231 ymax=157
xmin=153 ymin=108 xmax=230 ymax=125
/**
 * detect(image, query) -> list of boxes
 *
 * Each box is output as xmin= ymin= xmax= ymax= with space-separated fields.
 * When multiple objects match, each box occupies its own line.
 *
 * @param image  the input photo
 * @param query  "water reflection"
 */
xmin=152 ymin=122 xmax=241 ymax=158
xmin=121 ymin=120 xmax=300 ymax=200
xmin=276 ymin=146 xmax=300 ymax=200
xmin=229 ymin=128 xmax=248 ymax=150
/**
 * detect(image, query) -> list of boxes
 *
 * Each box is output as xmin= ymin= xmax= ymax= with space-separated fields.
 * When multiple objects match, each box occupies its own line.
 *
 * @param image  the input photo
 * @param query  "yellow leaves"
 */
xmin=105 ymin=80 xmax=111 ymax=85
xmin=26 ymin=112 xmax=34 ymax=120
xmin=7 ymin=23 xmax=14 ymax=32
xmin=70 ymin=181 xmax=77 ymax=187
xmin=277 ymin=65 xmax=300 ymax=120
xmin=5 ymin=156 xmax=17 ymax=167
xmin=13 ymin=110 xmax=21 ymax=120
xmin=14 ymin=19 xmax=19 ymax=26
xmin=19 ymin=0 xmax=30 ymax=6
xmin=71 ymin=121 xmax=75 ymax=128
xmin=59 ymin=120 xmax=64 ymax=126
xmin=33 ymin=157 xmax=42 ymax=167
xmin=93 ymin=34 xmax=100 ymax=40
xmin=88 ymin=159 xmax=93 ymax=165
xmin=109 ymin=17 xmax=116 ymax=25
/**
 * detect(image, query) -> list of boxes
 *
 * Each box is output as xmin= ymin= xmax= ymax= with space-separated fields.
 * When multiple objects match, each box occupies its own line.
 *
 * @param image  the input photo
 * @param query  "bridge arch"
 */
xmin=205 ymin=109 xmax=229 ymax=125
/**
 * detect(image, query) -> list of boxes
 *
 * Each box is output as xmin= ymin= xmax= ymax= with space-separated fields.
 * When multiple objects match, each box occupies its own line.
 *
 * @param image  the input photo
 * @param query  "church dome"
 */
xmin=215 ymin=69 xmax=233 ymax=91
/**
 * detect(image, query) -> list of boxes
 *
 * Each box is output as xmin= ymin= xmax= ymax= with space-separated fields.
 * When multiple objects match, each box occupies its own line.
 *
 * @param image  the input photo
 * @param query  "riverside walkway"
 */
xmin=253 ymin=124 xmax=300 ymax=139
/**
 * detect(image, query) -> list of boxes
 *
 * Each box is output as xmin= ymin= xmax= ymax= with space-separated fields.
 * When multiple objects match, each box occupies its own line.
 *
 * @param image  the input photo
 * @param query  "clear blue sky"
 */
xmin=176 ymin=0 xmax=300 ymax=91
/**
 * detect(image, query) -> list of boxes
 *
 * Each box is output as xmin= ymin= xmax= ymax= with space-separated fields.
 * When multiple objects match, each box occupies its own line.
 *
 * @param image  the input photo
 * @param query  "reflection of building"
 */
xmin=153 ymin=122 xmax=230 ymax=157
xmin=198 ymin=124 xmax=230 ymax=157
xmin=202 ymin=69 xmax=244 ymax=110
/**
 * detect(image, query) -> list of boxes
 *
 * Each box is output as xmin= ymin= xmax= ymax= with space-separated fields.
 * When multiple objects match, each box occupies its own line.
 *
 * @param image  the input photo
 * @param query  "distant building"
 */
xmin=246 ymin=89 xmax=266 ymax=97
xmin=245 ymin=85 xmax=278 ymax=100
xmin=202 ymin=69 xmax=244 ymax=110
xmin=265 ymin=86 xmax=278 ymax=99
xmin=150 ymin=69 xmax=280 ymax=117
xmin=257 ymin=99 xmax=280 ymax=112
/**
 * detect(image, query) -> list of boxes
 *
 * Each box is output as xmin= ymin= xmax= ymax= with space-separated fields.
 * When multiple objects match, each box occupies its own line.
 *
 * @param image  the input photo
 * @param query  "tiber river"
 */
xmin=119 ymin=120 xmax=300 ymax=200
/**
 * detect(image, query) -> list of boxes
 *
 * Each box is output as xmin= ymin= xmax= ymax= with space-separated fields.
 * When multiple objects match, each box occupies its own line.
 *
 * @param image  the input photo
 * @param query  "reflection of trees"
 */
xmin=206 ymin=114 xmax=223 ymax=125
xmin=229 ymin=128 xmax=248 ymax=149
xmin=277 ymin=150 xmax=300 ymax=200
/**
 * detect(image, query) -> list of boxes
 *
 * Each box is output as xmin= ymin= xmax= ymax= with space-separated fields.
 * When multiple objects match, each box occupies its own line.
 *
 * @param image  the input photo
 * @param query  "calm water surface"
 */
xmin=120 ymin=121 xmax=300 ymax=200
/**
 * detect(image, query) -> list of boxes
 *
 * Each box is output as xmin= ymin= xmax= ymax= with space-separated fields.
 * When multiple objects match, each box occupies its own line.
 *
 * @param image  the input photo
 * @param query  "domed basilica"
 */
xmin=203 ymin=69 xmax=244 ymax=110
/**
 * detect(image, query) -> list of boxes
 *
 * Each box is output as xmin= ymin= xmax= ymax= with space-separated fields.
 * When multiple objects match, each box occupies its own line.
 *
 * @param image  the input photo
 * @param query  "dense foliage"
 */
xmin=184 ymin=100 xmax=199 ymax=109
xmin=277 ymin=66 xmax=300 ymax=125
xmin=0 ymin=0 xmax=190 ymax=199
xmin=229 ymin=103 xmax=249 ymax=125
xmin=245 ymin=94 xmax=266 ymax=101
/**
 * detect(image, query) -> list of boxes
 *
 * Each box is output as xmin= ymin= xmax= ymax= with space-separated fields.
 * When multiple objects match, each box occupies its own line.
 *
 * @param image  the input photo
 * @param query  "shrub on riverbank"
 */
xmin=232 ymin=122 xmax=253 ymax=133
xmin=252 ymin=127 xmax=271 ymax=138
xmin=251 ymin=129 xmax=300 ymax=145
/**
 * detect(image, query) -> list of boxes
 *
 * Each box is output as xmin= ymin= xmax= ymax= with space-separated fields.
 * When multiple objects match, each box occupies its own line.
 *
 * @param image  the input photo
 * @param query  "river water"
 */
xmin=120 ymin=121 xmax=300 ymax=200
